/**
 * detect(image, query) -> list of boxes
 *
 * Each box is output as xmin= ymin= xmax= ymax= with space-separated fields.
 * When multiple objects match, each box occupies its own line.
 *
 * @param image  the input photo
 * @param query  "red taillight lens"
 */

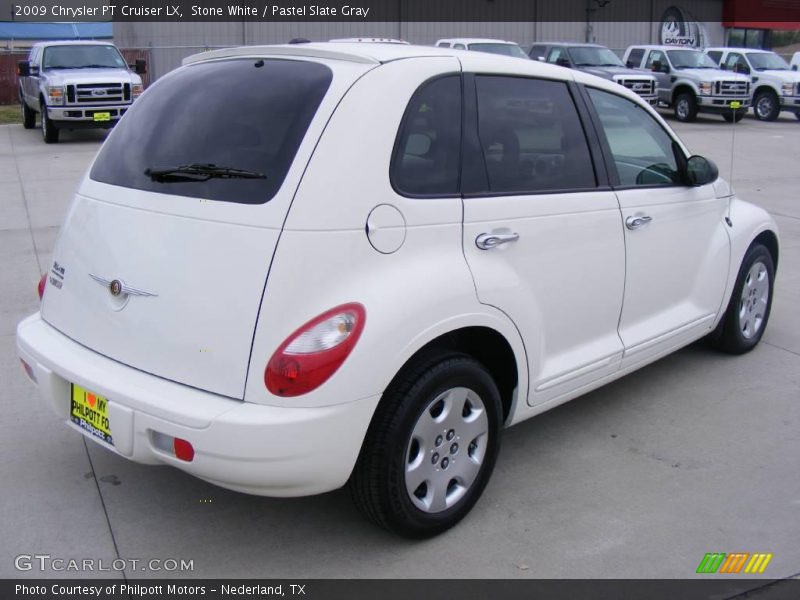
xmin=173 ymin=438 xmax=195 ymax=462
xmin=37 ymin=274 xmax=47 ymax=300
xmin=265 ymin=303 xmax=366 ymax=397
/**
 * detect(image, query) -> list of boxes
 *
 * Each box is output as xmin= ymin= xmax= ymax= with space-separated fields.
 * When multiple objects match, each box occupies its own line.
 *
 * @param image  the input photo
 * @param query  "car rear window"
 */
xmin=90 ymin=58 xmax=332 ymax=205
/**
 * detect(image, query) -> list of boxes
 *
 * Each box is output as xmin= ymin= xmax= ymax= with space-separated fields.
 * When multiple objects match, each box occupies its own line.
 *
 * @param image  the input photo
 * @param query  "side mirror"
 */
xmin=626 ymin=60 xmax=635 ymax=68
xmin=686 ymin=155 xmax=718 ymax=186
xmin=556 ymin=57 xmax=571 ymax=68
xmin=793 ymin=65 xmax=798 ymax=71
xmin=733 ymin=63 xmax=750 ymax=75
xmin=17 ymin=61 xmax=31 ymax=77
xmin=133 ymin=59 xmax=147 ymax=75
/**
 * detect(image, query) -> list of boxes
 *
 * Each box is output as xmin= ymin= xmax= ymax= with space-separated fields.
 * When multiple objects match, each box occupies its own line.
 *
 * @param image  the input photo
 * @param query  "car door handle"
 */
xmin=625 ymin=215 xmax=653 ymax=230
xmin=475 ymin=232 xmax=520 ymax=250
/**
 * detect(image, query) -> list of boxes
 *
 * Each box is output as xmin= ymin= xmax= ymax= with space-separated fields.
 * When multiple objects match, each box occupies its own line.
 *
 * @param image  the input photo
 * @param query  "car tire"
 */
xmin=674 ymin=92 xmax=698 ymax=122
xmin=20 ymin=95 xmax=36 ymax=129
xmin=349 ymin=353 xmax=502 ymax=538
xmin=708 ymin=243 xmax=774 ymax=354
xmin=722 ymin=110 xmax=745 ymax=123
xmin=794 ymin=111 xmax=800 ymax=121
xmin=753 ymin=90 xmax=780 ymax=121
xmin=41 ymin=104 xmax=59 ymax=144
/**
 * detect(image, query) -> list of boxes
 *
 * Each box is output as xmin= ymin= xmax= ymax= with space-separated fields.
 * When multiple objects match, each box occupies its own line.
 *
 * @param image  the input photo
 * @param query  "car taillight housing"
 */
xmin=265 ymin=303 xmax=366 ymax=397
xmin=37 ymin=274 xmax=47 ymax=300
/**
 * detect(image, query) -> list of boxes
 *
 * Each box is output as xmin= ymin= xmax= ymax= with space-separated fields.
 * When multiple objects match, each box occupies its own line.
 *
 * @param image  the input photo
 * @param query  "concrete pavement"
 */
xmin=1 ymin=113 xmax=798 ymax=579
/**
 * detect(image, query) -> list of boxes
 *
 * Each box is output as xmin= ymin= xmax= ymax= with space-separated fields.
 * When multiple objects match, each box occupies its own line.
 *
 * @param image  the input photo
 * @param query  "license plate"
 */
xmin=70 ymin=384 xmax=113 ymax=445
xmin=93 ymin=112 xmax=111 ymax=122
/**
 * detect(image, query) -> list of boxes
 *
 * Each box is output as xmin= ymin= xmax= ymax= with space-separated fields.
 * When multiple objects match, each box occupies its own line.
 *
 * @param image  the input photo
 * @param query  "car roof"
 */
xmin=705 ymin=47 xmax=771 ymax=54
xmin=182 ymin=42 xmax=650 ymax=104
xmin=627 ymin=45 xmax=702 ymax=52
xmin=33 ymin=40 xmax=117 ymax=48
xmin=437 ymin=38 xmax=517 ymax=45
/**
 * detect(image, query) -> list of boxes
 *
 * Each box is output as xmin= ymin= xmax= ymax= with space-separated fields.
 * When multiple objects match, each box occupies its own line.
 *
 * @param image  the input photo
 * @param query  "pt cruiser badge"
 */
xmin=88 ymin=273 xmax=157 ymax=297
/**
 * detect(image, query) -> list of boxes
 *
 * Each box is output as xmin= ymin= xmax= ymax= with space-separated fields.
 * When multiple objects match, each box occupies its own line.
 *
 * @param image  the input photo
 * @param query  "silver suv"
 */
xmin=623 ymin=45 xmax=751 ymax=122
xmin=18 ymin=41 xmax=146 ymax=143
xmin=529 ymin=43 xmax=658 ymax=105
xmin=705 ymin=48 xmax=800 ymax=121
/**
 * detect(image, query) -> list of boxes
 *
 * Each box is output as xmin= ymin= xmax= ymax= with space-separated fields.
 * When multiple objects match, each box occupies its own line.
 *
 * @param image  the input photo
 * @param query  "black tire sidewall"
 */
xmin=379 ymin=357 xmax=502 ymax=537
xmin=754 ymin=91 xmax=780 ymax=121
xmin=719 ymin=244 xmax=775 ymax=353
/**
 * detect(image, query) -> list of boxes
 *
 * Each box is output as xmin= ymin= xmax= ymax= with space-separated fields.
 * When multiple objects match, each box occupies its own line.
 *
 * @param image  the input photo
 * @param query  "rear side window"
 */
xmin=90 ymin=59 xmax=332 ymax=205
xmin=626 ymin=48 xmax=644 ymax=68
xmin=706 ymin=50 xmax=723 ymax=65
xmin=474 ymin=76 xmax=596 ymax=194
xmin=391 ymin=75 xmax=462 ymax=197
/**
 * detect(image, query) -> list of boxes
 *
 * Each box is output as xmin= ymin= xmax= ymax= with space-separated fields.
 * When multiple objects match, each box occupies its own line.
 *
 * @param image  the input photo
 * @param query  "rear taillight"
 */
xmin=37 ymin=274 xmax=47 ymax=300
xmin=265 ymin=303 xmax=366 ymax=397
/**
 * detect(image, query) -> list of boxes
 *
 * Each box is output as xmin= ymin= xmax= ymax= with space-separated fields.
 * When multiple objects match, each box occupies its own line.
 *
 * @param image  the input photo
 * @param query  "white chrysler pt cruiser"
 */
xmin=17 ymin=43 xmax=778 ymax=537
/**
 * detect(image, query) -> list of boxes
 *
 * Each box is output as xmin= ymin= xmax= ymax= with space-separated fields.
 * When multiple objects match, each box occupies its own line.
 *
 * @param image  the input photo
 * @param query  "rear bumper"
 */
xmin=16 ymin=313 xmax=379 ymax=497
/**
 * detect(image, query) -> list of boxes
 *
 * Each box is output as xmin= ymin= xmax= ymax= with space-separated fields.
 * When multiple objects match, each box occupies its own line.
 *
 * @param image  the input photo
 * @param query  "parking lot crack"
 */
xmin=9 ymin=128 xmax=43 ymax=275
xmin=82 ymin=437 xmax=129 ymax=583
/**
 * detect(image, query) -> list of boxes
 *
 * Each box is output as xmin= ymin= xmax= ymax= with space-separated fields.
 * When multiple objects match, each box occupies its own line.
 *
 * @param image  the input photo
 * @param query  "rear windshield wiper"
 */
xmin=144 ymin=163 xmax=267 ymax=183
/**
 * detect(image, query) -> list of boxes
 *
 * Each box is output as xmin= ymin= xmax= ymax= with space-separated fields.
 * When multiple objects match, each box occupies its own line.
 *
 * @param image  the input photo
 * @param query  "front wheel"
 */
xmin=20 ymin=96 xmax=35 ymax=129
xmin=674 ymin=93 xmax=698 ymax=122
xmin=754 ymin=91 xmax=780 ymax=121
xmin=349 ymin=354 xmax=502 ymax=538
xmin=709 ymin=243 xmax=775 ymax=354
xmin=41 ymin=104 xmax=59 ymax=144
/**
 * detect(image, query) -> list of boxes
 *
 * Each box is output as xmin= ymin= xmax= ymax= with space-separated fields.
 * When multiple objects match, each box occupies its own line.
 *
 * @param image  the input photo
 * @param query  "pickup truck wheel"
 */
xmin=708 ymin=243 xmax=774 ymax=354
xmin=674 ymin=93 xmax=698 ymax=122
xmin=41 ymin=105 xmax=59 ymax=143
xmin=20 ymin=98 xmax=36 ymax=129
xmin=754 ymin=91 xmax=780 ymax=121
xmin=349 ymin=353 xmax=502 ymax=538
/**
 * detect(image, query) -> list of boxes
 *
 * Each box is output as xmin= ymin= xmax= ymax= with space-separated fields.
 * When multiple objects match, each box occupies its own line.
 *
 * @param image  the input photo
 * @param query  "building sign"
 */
xmin=659 ymin=5 xmax=709 ymax=48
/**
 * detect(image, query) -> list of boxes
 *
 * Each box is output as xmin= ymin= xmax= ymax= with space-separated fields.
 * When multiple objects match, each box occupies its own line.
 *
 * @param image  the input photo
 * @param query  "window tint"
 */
xmin=645 ymin=50 xmax=666 ymax=69
xmin=587 ymin=88 xmax=682 ymax=187
xmin=391 ymin=75 xmax=461 ymax=197
xmin=474 ymin=76 xmax=596 ymax=194
xmin=626 ymin=48 xmax=644 ymax=68
xmin=529 ymin=45 xmax=548 ymax=60
xmin=91 ymin=59 xmax=332 ymax=205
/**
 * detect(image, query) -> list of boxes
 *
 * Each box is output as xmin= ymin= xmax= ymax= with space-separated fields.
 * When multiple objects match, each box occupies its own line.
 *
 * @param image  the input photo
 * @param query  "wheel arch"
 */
xmin=384 ymin=326 xmax=520 ymax=424
xmin=753 ymin=84 xmax=779 ymax=98
xmin=671 ymin=83 xmax=696 ymax=104
xmin=753 ymin=229 xmax=779 ymax=273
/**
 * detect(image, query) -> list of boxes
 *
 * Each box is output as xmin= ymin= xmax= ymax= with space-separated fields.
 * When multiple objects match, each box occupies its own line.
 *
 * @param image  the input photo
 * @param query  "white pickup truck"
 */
xmin=18 ymin=41 xmax=146 ymax=143
xmin=705 ymin=47 xmax=800 ymax=121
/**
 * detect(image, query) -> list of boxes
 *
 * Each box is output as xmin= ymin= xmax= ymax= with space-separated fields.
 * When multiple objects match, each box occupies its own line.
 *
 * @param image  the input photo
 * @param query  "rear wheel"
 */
xmin=674 ymin=93 xmax=698 ymax=122
xmin=708 ymin=243 xmax=774 ymax=354
xmin=754 ymin=90 xmax=780 ymax=121
xmin=41 ymin=103 xmax=59 ymax=144
xmin=20 ymin=94 xmax=35 ymax=129
xmin=349 ymin=353 xmax=502 ymax=538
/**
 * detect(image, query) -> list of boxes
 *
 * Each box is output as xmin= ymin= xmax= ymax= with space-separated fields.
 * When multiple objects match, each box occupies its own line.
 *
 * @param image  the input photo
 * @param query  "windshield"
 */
xmin=43 ymin=45 xmax=127 ymax=69
xmin=747 ymin=52 xmax=790 ymax=71
xmin=90 ymin=59 xmax=332 ymax=204
xmin=469 ymin=43 xmax=529 ymax=59
xmin=567 ymin=46 xmax=624 ymax=67
xmin=666 ymin=50 xmax=718 ymax=69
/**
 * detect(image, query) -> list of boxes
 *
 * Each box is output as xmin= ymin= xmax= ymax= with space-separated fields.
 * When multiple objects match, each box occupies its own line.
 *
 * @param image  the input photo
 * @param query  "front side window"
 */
xmin=91 ymin=59 xmax=332 ymax=204
xmin=391 ymin=75 xmax=461 ymax=197
xmin=626 ymin=48 xmax=645 ymax=68
xmin=43 ymin=45 xmax=127 ymax=69
xmin=474 ymin=76 xmax=596 ymax=194
xmin=546 ymin=47 xmax=568 ymax=65
xmin=587 ymin=88 xmax=682 ymax=187
xmin=706 ymin=50 xmax=723 ymax=65
xmin=724 ymin=52 xmax=748 ymax=72
xmin=645 ymin=50 xmax=666 ymax=70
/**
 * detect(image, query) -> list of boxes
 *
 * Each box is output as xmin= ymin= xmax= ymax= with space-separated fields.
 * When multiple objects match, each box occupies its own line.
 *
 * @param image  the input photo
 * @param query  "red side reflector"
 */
xmin=173 ymin=438 xmax=195 ymax=462
xmin=20 ymin=359 xmax=37 ymax=383
xmin=37 ymin=274 xmax=47 ymax=300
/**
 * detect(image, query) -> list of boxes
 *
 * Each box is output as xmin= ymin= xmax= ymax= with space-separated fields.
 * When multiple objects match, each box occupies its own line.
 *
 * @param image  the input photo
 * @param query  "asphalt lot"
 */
xmin=1 ymin=111 xmax=798 ymax=580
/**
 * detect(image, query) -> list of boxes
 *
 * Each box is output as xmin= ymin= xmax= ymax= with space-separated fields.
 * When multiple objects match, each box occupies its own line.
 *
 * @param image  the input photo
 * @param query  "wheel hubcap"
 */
xmin=738 ymin=261 xmax=769 ymax=339
xmin=404 ymin=387 xmax=489 ymax=514
xmin=677 ymin=100 xmax=688 ymax=119
xmin=757 ymin=96 xmax=773 ymax=118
